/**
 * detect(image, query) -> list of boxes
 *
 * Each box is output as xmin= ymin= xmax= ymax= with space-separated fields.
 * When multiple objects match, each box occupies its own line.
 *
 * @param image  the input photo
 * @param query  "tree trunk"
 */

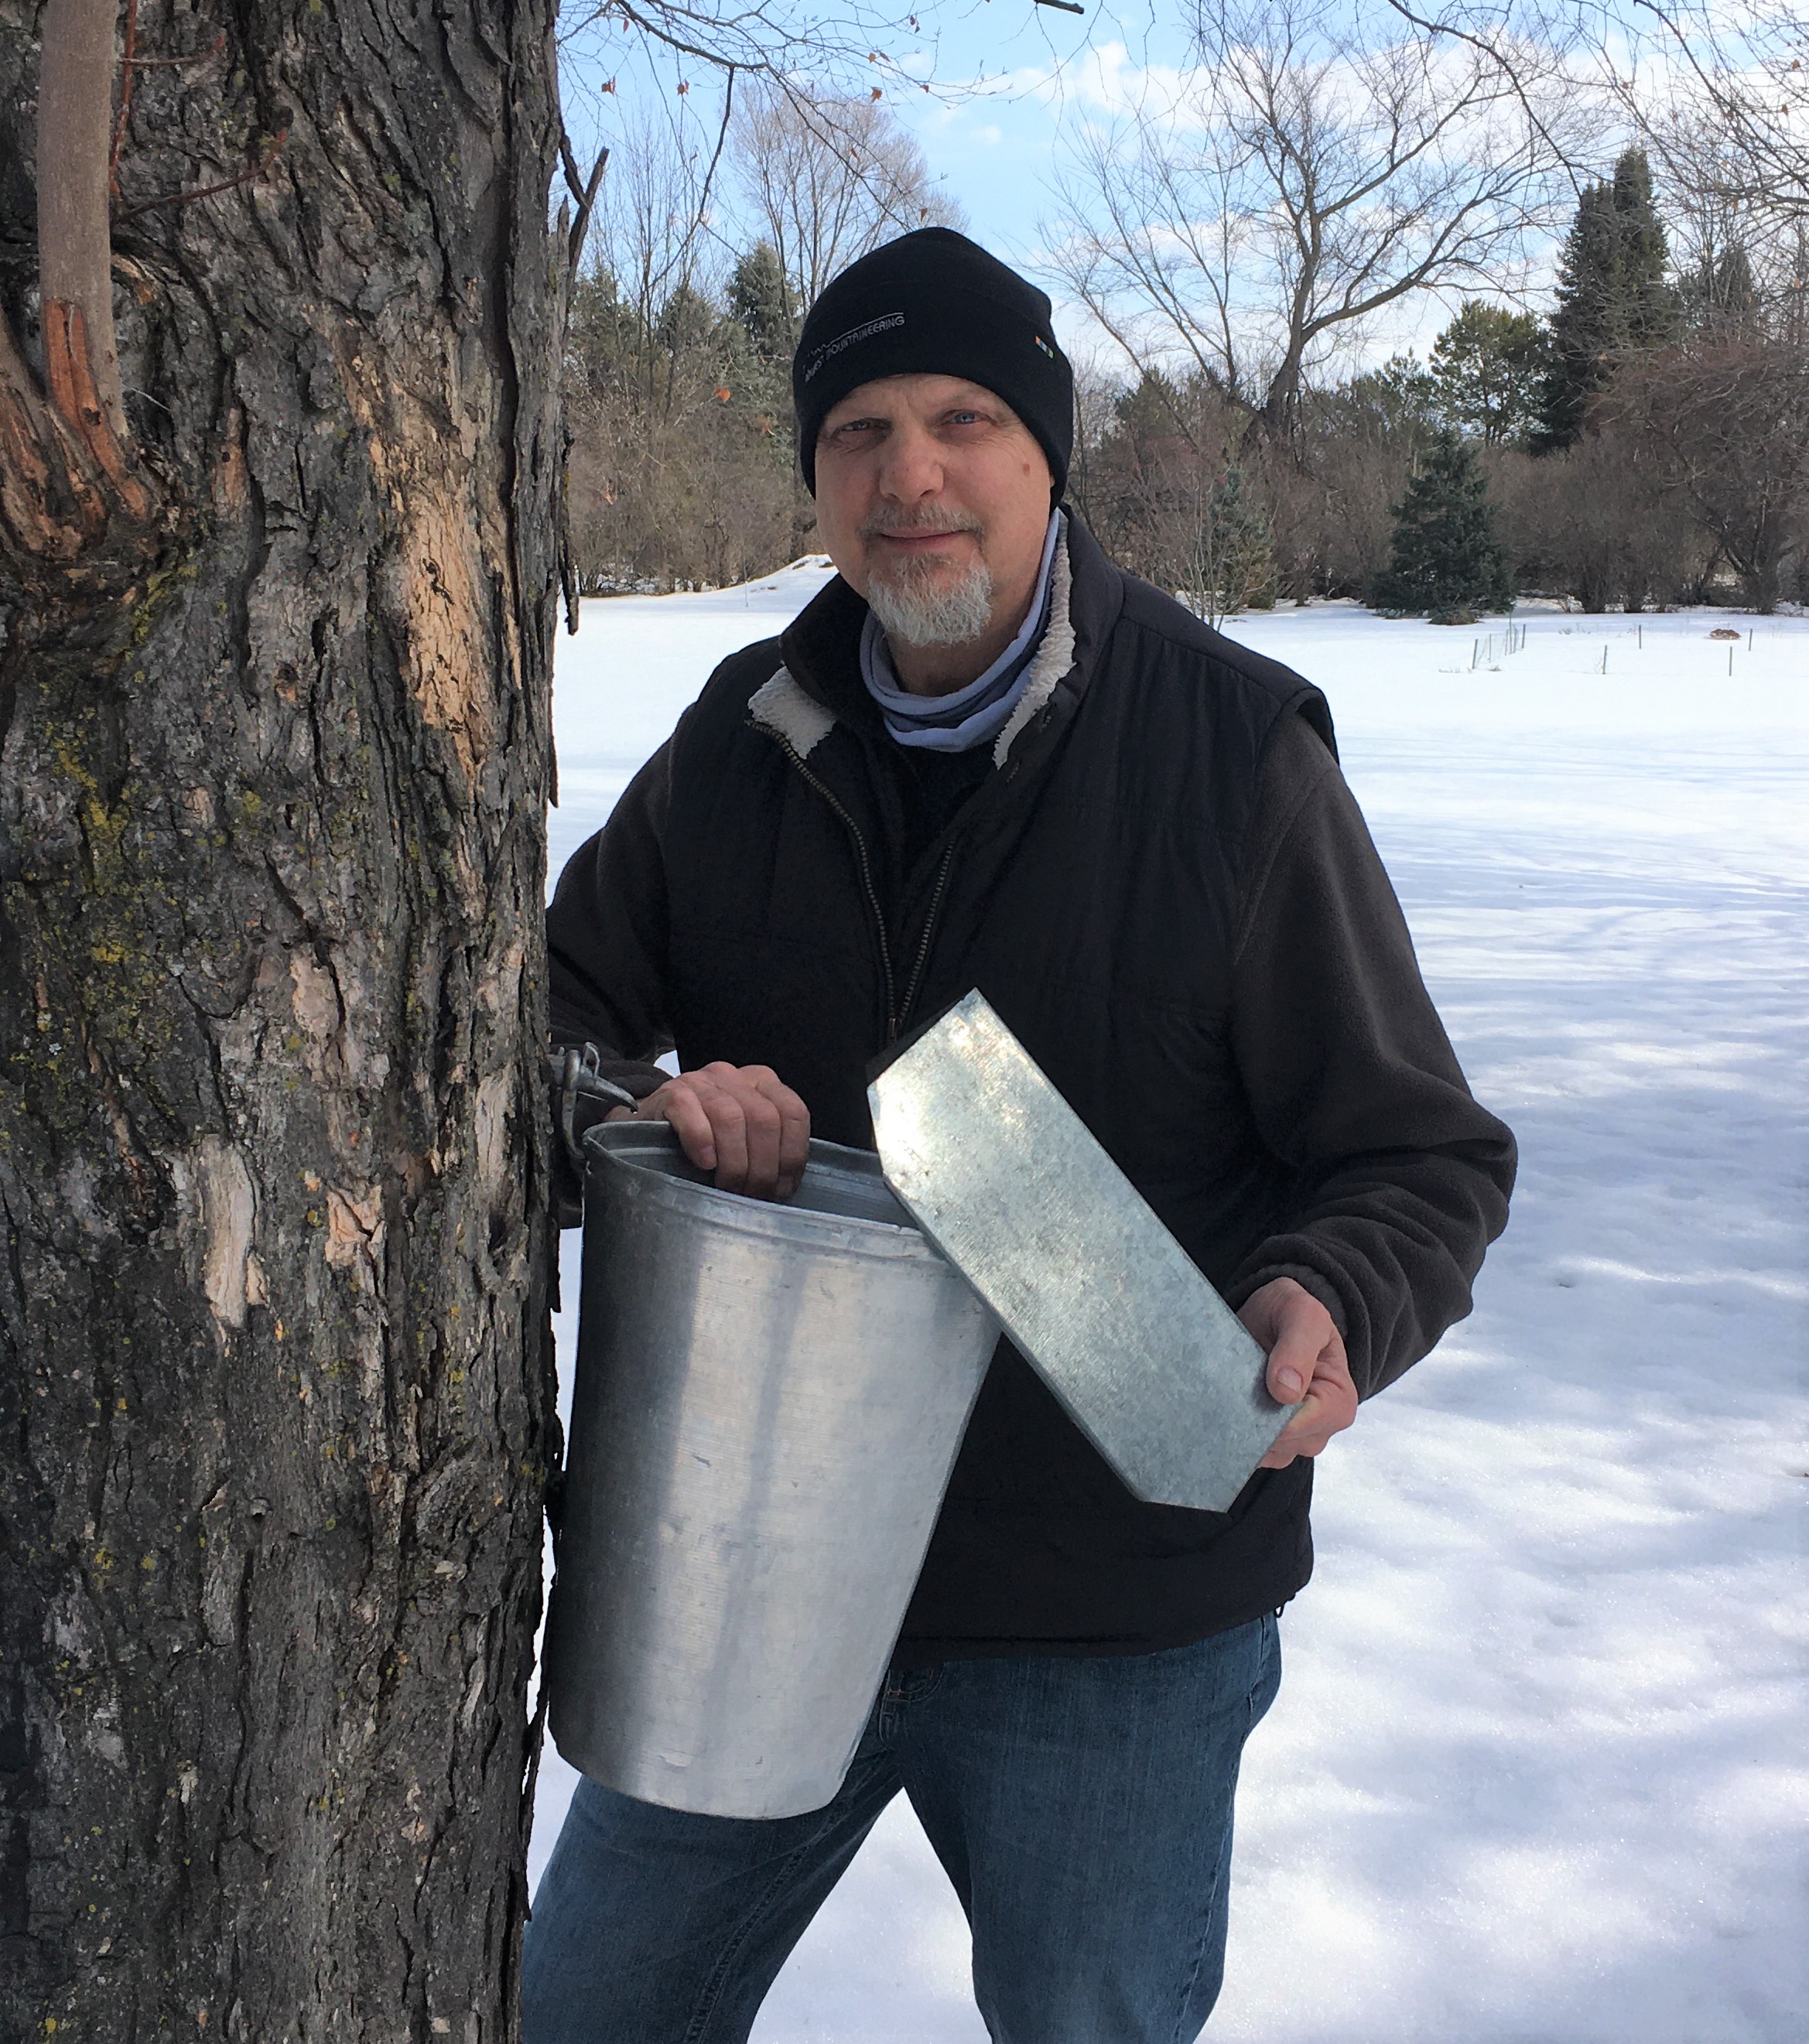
xmin=0 ymin=5 xmax=563 ymax=2038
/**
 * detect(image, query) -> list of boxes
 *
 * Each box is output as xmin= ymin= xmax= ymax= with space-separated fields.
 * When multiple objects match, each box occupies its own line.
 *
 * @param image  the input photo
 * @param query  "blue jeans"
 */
xmin=522 ymin=1614 xmax=1281 ymax=2044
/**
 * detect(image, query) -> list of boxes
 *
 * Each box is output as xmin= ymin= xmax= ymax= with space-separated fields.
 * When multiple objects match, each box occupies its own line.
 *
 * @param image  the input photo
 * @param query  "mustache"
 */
xmin=860 ymin=505 xmax=983 ymax=542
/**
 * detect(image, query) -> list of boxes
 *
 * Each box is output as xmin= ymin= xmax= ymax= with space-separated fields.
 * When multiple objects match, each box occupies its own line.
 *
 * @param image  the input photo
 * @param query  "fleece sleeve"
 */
xmin=1224 ymin=711 xmax=1517 ymax=1396
xmin=545 ymin=739 xmax=681 ymax=1103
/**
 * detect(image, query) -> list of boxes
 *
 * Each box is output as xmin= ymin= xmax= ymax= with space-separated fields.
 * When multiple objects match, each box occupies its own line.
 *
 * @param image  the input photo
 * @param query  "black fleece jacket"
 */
xmin=547 ymin=515 xmax=1516 ymax=1658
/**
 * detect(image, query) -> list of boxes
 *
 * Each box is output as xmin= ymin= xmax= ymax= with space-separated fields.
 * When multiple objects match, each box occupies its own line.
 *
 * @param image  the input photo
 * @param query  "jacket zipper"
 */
xmin=898 ymin=839 xmax=958 ymax=1031
xmin=772 ymin=738 xmax=901 ymax=1037
xmin=769 ymin=735 xmax=962 ymax=1045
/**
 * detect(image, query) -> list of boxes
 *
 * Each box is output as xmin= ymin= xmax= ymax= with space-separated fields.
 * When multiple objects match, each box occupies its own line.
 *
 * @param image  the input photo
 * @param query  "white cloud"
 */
xmin=959 ymin=41 xmax=1208 ymax=132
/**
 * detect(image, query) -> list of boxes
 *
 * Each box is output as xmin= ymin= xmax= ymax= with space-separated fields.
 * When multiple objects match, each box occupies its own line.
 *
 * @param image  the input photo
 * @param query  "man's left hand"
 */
xmin=1238 ymin=1277 xmax=1359 ymax=1469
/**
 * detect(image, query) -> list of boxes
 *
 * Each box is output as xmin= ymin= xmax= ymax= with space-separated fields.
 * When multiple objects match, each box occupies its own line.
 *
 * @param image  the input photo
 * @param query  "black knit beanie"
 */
xmin=792 ymin=227 xmax=1074 ymax=498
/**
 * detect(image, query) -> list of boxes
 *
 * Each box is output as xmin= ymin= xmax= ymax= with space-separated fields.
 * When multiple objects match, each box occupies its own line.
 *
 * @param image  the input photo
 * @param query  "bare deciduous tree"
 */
xmin=589 ymin=109 xmax=727 ymax=412
xmin=1489 ymin=429 xmax=1708 ymax=610
xmin=1609 ymin=336 xmax=1809 ymax=611
xmin=1047 ymin=0 xmax=1575 ymax=434
xmin=1633 ymin=101 xmax=1809 ymax=342
xmin=730 ymin=84 xmax=964 ymax=345
xmin=1383 ymin=0 xmax=1808 ymax=230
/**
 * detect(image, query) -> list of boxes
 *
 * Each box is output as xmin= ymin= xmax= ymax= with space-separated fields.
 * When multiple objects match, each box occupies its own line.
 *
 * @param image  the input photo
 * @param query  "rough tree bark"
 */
xmin=0 ymin=3 xmax=563 ymax=2038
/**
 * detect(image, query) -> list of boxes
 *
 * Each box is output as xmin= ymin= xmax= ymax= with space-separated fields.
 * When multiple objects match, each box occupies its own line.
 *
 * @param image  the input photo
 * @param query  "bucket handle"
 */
xmin=552 ymin=1042 xmax=641 ymax=1173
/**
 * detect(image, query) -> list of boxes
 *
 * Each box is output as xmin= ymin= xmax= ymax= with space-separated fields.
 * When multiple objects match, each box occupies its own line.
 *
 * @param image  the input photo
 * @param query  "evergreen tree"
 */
xmin=1371 ymin=428 xmax=1513 ymax=623
xmin=1430 ymin=302 xmax=1549 ymax=446
xmin=1332 ymin=352 xmax=1441 ymax=455
xmin=1536 ymin=182 xmax=1621 ymax=451
xmin=723 ymin=244 xmax=802 ymax=467
xmin=655 ymin=279 xmax=722 ymax=364
xmin=730 ymin=240 xmax=798 ymax=359
xmin=566 ymin=268 xmax=641 ymax=404
xmin=1715 ymin=245 xmax=1758 ymax=325
xmin=1612 ymin=150 xmax=1675 ymax=349
xmin=1196 ymin=465 xmax=1277 ymax=618
xmin=1112 ymin=366 xmax=1191 ymax=448
xmin=1535 ymin=148 xmax=1678 ymax=451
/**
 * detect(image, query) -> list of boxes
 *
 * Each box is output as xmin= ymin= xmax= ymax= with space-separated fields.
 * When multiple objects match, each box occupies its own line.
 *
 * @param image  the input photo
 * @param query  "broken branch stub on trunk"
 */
xmin=1 ymin=0 xmax=166 ymax=605
xmin=38 ymin=0 xmax=127 ymax=439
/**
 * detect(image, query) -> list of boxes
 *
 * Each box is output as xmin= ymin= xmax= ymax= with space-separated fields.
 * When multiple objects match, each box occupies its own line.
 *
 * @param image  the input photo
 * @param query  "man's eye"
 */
xmin=947 ymin=411 xmax=982 ymax=426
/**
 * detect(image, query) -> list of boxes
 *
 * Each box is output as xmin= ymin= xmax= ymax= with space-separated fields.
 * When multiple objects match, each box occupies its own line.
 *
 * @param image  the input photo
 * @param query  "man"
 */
xmin=525 ymin=228 xmax=1515 ymax=2042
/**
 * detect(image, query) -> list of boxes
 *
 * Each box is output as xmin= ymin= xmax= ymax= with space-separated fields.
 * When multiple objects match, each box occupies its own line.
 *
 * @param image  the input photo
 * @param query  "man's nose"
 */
xmin=875 ymin=419 xmax=946 ymax=502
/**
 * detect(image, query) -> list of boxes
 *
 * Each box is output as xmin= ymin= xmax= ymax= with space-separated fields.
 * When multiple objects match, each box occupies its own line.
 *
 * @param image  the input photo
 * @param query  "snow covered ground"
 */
xmin=534 ymin=576 xmax=1809 ymax=2044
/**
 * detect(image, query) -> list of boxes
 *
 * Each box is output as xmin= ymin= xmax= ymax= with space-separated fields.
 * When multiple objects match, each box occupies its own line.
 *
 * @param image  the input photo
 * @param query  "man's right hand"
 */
xmin=608 ymin=1062 xmax=811 ymax=1201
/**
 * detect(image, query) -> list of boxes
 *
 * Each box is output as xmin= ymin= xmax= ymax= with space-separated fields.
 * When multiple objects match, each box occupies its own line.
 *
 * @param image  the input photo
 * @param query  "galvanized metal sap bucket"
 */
xmin=544 ymin=1121 xmax=997 ymax=1820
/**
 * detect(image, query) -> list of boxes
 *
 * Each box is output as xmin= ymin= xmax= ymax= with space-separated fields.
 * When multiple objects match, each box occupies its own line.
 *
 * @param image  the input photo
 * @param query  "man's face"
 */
xmin=812 ymin=374 xmax=1054 ymax=654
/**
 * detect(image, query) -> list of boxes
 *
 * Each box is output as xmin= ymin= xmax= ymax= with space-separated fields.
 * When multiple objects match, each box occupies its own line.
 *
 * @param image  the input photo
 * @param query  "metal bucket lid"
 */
xmin=867 ymin=990 xmax=1296 ymax=1512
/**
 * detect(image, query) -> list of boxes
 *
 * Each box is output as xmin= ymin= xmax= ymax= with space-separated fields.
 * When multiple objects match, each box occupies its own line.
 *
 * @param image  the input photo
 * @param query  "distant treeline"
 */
xmin=563 ymin=84 xmax=961 ymax=595
xmin=566 ymin=138 xmax=1809 ymax=616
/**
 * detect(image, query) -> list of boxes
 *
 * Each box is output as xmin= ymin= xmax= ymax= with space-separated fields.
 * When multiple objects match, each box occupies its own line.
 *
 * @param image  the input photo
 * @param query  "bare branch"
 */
xmin=1045 ymin=0 xmax=1575 ymax=430
xmin=1382 ymin=0 xmax=1809 ymax=224
xmin=107 ymin=0 xmax=138 ymax=197
xmin=729 ymin=80 xmax=964 ymax=335
xmin=39 ymin=0 xmax=125 ymax=443
xmin=562 ymin=129 xmax=611 ymax=275
xmin=564 ymin=0 xmax=939 ymax=101
xmin=692 ymin=65 xmax=737 ymax=250
xmin=112 ymin=125 xmax=291 ymax=227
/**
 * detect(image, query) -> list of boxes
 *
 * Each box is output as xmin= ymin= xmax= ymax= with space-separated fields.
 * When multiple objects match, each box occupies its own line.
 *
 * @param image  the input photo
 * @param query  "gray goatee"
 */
xmin=861 ymin=508 xmax=993 ymax=648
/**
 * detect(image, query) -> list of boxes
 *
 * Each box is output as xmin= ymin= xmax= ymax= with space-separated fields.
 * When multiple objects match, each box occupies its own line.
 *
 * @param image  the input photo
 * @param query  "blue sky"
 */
xmin=555 ymin=1 xmax=1556 ymax=377
xmin=556 ymin=3 xmax=1199 ymax=353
